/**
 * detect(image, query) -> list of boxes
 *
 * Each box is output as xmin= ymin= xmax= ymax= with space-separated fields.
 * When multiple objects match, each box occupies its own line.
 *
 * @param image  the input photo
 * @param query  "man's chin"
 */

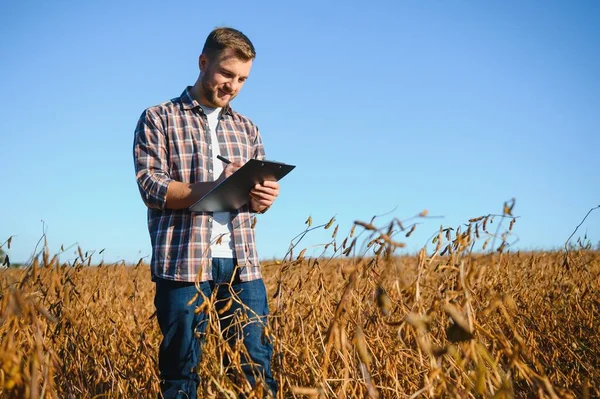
xmin=217 ymin=95 xmax=233 ymax=106
xmin=205 ymin=99 xmax=228 ymax=108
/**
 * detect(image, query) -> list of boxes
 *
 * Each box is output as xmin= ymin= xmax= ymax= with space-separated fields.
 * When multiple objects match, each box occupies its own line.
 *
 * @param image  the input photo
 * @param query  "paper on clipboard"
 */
xmin=189 ymin=159 xmax=295 ymax=212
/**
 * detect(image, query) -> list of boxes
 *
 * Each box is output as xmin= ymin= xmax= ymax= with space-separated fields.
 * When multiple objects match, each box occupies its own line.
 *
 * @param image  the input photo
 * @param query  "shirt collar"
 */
xmin=179 ymin=86 xmax=234 ymax=116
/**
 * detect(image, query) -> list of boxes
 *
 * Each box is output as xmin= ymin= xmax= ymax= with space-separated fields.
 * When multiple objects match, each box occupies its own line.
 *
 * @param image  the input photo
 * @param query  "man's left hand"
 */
xmin=249 ymin=180 xmax=279 ymax=213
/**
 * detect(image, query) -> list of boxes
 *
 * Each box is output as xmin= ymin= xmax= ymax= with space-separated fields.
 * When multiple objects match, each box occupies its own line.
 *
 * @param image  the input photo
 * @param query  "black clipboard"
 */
xmin=189 ymin=159 xmax=296 ymax=212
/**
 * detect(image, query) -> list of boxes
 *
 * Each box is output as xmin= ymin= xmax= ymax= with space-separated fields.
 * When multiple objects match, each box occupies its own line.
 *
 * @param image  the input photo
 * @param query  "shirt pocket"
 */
xmin=218 ymin=119 xmax=251 ymax=163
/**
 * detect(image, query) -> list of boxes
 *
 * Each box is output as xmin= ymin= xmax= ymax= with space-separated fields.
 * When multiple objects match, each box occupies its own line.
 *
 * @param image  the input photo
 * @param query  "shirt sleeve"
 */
xmin=133 ymin=108 xmax=173 ymax=210
xmin=252 ymin=125 xmax=266 ymax=160
xmin=250 ymin=125 xmax=270 ymax=214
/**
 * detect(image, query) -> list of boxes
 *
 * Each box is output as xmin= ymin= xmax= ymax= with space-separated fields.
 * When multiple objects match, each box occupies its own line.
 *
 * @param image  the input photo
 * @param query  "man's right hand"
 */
xmin=165 ymin=160 xmax=244 ymax=209
xmin=217 ymin=161 xmax=243 ymax=183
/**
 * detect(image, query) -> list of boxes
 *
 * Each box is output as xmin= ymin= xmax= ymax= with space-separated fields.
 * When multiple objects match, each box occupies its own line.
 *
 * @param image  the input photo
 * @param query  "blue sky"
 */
xmin=1 ymin=1 xmax=599 ymax=264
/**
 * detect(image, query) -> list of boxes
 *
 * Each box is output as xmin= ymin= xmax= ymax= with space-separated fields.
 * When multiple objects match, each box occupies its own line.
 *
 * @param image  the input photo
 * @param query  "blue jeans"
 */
xmin=154 ymin=258 xmax=276 ymax=399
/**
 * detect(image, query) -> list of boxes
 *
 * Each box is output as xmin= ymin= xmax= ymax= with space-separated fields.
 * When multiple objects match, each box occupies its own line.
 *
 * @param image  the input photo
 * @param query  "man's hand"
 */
xmin=217 ymin=161 xmax=243 ymax=183
xmin=250 ymin=180 xmax=279 ymax=213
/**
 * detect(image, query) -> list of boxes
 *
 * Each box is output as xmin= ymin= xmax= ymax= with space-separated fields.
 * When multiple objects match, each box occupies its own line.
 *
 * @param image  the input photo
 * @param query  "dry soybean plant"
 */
xmin=265 ymin=201 xmax=599 ymax=398
xmin=0 ymin=201 xmax=599 ymax=398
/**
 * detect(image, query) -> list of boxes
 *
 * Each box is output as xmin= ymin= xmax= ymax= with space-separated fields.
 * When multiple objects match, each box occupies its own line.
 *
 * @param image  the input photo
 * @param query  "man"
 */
xmin=133 ymin=27 xmax=279 ymax=399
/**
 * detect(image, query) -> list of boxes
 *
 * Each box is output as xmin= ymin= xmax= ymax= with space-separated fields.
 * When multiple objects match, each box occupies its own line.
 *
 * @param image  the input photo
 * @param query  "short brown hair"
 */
xmin=202 ymin=27 xmax=256 ymax=61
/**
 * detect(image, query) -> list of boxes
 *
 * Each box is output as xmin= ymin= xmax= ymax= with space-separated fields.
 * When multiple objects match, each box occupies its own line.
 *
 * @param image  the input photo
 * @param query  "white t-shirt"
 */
xmin=200 ymin=105 xmax=235 ymax=258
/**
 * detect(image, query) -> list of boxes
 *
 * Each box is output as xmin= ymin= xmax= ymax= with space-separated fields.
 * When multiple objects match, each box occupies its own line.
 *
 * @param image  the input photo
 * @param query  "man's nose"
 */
xmin=227 ymin=79 xmax=240 ymax=93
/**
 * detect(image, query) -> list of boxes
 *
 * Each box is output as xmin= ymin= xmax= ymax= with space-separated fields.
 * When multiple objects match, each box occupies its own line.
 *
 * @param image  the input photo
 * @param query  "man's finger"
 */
xmin=251 ymin=187 xmax=278 ymax=198
xmin=250 ymin=192 xmax=276 ymax=202
xmin=254 ymin=183 xmax=279 ymax=192
xmin=252 ymin=186 xmax=278 ymax=194
xmin=261 ymin=180 xmax=279 ymax=188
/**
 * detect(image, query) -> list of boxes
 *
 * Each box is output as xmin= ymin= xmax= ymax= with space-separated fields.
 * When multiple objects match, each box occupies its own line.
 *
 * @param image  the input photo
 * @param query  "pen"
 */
xmin=217 ymin=155 xmax=231 ymax=164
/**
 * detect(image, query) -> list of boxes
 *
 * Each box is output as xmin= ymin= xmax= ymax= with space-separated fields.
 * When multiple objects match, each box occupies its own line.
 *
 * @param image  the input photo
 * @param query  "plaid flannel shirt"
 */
xmin=133 ymin=87 xmax=265 ymax=282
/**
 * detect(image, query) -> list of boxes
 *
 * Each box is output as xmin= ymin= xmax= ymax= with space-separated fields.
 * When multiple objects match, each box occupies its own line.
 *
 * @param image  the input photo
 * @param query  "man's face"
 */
xmin=199 ymin=48 xmax=253 ymax=108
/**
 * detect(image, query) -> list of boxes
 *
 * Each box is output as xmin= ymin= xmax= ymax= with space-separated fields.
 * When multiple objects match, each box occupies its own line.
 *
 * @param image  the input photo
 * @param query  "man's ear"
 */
xmin=199 ymin=54 xmax=208 ymax=73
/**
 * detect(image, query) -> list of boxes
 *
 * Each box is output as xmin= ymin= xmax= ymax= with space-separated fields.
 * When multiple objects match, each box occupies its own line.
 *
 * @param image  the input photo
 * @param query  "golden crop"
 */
xmin=1 ymin=211 xmax=598 ymax=398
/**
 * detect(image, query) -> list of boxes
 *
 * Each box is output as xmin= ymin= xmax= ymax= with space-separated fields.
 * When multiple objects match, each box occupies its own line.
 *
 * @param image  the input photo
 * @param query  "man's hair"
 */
xmin=202 ymin=27 xmax=256 ymax=61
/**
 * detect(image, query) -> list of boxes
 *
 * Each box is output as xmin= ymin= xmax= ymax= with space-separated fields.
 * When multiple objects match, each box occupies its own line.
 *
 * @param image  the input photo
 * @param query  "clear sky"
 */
xmin=1 ymin=1 xmax=599 ymax=264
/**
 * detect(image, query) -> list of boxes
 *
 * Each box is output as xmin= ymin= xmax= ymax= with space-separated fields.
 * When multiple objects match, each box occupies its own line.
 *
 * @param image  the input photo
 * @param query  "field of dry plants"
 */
xmin=1 ymin=205 xmax=599 ymax=398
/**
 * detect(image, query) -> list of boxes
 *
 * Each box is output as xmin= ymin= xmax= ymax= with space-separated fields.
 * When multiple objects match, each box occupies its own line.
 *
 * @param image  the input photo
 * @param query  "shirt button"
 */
xmin=209 ymin=145 xmax=212 ymax=149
